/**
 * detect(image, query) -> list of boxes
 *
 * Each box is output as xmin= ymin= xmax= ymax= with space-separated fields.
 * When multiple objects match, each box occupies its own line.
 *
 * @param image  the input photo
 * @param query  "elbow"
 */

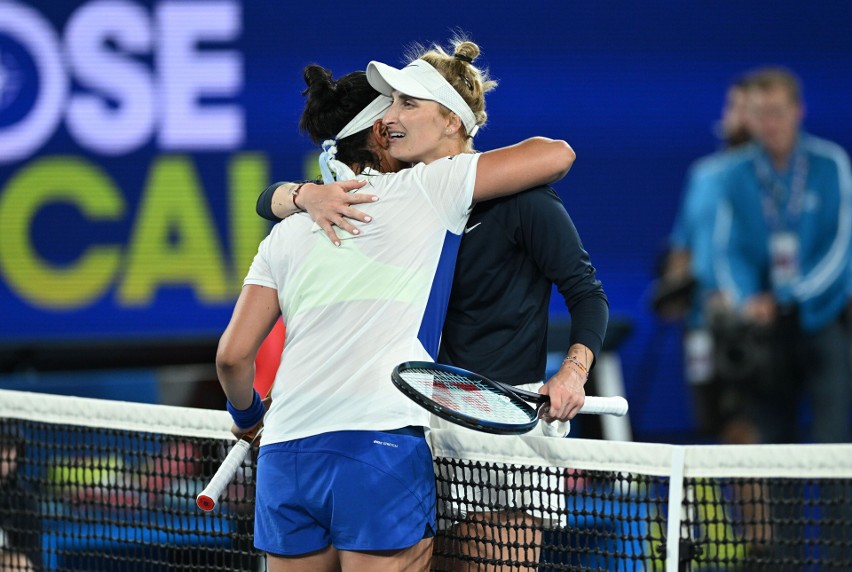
xmin=215 ymin=339 xmax=254 ymax=378
xmin=532 ymin=137 xmax=575 ymax=182
xmin=552 ymin=140 xmax=576 ymax=181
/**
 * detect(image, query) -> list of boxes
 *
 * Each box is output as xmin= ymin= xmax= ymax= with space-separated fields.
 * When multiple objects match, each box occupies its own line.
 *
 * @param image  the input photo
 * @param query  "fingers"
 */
xmin=320 ymin=222 xmax=341 ymax=247
xmin=341 ymin=206 xmax=372 ymax=225
xmin=538 ymin=380 xmax=585 ymax=422
xmin=537 ymin=386 xmax=557 ymax=422
xmin=345 ymin=193 xmax=379 ymax=205
xmin=298 ymin=178 xmax=381 ymax=247
xmin=337 ymin=179 xmax=368 ymax=191
xmin=230 ymin=422 xmax=260 ymax=440
xmin=541 ymin=398 xmax=584 ymax=422
xmin=320 ymin=216 xmax=363 ymax=247
xmin=319 ymin=206 xmax=377 ymax=247
xmin=334 ymin=217 xmax=363 ymax=237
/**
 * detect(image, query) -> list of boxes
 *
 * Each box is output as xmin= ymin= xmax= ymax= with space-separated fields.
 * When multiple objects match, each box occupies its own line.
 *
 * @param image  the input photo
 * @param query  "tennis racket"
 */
xmin=196 ymin=428 xmax=262 ymax=511
xmin=392 ymin=361 xmax=629 ymax=435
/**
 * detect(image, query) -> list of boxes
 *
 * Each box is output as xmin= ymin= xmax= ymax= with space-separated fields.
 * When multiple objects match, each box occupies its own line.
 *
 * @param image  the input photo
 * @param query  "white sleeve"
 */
xmin=243 ymin=234 xmax=277 ymax=289
xmin=411 ymin=153 xmax=480 ymax=234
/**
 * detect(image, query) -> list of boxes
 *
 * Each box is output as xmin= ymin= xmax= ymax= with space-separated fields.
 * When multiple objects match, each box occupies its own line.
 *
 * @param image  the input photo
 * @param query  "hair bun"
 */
xmin=453 ymin=41 xmax=480 ymax=64
xmin=303 ymin=64 xmax=337 ymax=100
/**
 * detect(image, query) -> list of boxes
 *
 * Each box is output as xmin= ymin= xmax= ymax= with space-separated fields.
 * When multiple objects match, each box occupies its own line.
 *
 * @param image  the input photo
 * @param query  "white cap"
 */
xmin=366 ymin=59 xmax=480 ymax=137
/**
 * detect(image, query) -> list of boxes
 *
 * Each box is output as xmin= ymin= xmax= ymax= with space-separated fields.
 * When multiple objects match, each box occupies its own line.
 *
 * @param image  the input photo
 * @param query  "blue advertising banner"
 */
xmin=3 ymin=1 xmax=851 ymax=433
xmin=1 ymin=1 xmax=274 ymax=343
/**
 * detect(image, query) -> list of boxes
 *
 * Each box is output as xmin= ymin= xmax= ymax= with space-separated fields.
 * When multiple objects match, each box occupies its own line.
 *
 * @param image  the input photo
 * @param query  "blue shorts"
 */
xmin=254 ymin=427 xmax=436 ymax=555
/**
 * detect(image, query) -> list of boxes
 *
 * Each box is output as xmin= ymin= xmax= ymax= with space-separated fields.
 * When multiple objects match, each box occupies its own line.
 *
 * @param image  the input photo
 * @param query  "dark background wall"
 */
xmin=2 ymin=1 xmax=851 ymax=441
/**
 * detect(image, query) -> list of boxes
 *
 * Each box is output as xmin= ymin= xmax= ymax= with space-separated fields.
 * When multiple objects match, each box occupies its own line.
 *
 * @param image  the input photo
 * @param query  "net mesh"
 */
xmin=1 ymin=389 xmax=851 ymax=571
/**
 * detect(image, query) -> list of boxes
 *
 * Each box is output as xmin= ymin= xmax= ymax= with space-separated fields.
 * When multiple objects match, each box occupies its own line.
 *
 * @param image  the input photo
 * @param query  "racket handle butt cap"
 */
xmin=196 ymin=494 xmax=216 ymax=512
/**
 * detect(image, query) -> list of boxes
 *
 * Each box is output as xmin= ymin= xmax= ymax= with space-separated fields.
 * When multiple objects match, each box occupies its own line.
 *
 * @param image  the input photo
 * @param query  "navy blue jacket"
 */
xmin=438 ymin=186 xmax=607 ymax=385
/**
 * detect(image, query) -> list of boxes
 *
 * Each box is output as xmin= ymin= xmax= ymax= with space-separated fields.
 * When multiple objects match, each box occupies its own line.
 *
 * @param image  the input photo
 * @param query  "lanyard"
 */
xmin=754 ymin=148 xmax=809 ymax=232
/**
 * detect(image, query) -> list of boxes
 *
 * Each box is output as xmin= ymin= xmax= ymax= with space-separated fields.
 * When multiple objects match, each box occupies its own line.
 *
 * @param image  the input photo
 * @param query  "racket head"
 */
xmin=391 ymin=361 xmax=540 ymax=435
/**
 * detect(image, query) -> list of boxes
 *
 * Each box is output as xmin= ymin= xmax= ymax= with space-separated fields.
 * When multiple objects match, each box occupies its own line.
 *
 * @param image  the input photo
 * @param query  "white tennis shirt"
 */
xmin=245 ymin=153 xmax=479 ymax=444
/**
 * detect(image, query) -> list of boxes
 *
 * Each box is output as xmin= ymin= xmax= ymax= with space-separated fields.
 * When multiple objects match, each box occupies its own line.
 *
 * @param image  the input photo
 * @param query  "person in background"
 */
xmin=653 ymin=74 xmax=757 ymax=444
xmin=217 ymin=37 xmax=576 ymax=571
xmin=712 ymin=67 xmax=852 ymax=563
xmin=0 ymin=423 xmax=40 ymax=572
xmin=713 ymin=66 xmax=852 ymax=446
xmin=258 ymin=37 xmax=607 ymax=571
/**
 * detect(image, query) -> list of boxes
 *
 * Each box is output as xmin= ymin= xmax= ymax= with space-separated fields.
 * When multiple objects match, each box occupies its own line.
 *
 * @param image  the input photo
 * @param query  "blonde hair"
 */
xmin=407 ymin=35 xmax=498 ymax=150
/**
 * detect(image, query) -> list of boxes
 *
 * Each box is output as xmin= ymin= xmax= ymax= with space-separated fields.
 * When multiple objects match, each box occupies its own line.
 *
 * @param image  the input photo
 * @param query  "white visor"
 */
xmin=335 ymin=94 xmax=391 ymax=141
xmin=318 ymin=94 xmax=392 ymax=184
xmin=366 ymin=59 xmax=480 ymax=137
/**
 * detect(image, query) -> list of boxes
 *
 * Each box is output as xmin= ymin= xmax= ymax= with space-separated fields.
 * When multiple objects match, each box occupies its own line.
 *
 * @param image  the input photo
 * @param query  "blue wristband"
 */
xmin=227 ymin=390 xmax=265 ymax=430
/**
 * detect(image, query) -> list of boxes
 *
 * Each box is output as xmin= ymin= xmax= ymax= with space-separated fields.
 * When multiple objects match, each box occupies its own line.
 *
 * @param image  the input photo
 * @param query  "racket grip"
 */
xmin=580 ymin=396 xmax=629 ymax=417
xmin=196 ymin=438 xmax=252 ymax=512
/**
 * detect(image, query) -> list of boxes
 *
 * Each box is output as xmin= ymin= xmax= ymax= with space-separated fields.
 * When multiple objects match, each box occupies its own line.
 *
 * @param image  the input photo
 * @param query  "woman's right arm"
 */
xmin=215 ymin=284 xmax=281 ymax=436
xmin=256 ymin=182 xmax=297 ymax=222
xmin=473 ymin=137 xmax=575 ymax=201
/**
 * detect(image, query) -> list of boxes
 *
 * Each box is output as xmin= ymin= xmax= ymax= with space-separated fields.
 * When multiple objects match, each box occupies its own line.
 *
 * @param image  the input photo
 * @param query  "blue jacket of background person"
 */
xmin=669 ymin=151 xmax=736 ymax=328
xmin=713 ymin=134 xmax=852 ymax=332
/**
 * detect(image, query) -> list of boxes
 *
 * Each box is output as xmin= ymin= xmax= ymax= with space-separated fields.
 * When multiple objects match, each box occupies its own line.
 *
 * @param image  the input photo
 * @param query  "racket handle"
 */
xmin=196 ymin=438 xmax=252 ymax=512
xmin=580 ymin=396 xmax=629 ymax=417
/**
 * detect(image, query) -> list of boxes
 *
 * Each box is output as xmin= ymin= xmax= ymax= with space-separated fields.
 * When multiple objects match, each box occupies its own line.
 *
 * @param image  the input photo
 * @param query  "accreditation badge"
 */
xmin=769 ymin=231 xmax=800 ymax=288
xmin=684 ymin=329 xmax=714 ymax=385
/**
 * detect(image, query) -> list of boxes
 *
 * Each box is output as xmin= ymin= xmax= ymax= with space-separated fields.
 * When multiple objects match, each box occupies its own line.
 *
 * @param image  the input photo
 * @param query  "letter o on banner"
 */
xmin=0 ymin=2 xmax=68 ymax=163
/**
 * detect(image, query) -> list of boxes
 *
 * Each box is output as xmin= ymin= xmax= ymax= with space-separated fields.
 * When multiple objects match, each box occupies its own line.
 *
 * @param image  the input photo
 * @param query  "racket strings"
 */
xmin=402 ymin=368 xmax=535 ymax=424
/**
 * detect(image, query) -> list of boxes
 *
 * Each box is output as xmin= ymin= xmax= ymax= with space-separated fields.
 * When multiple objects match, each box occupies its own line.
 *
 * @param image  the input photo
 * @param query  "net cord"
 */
xmin=0 ymin=388 xmax=234 ymax=440
xmin=4 ymin=389 xmax=852 ymax=478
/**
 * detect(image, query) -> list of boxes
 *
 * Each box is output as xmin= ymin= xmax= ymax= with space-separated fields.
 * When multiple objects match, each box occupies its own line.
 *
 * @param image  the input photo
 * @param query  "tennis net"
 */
xmin=1 ymin=388 xmax=851 ymax=571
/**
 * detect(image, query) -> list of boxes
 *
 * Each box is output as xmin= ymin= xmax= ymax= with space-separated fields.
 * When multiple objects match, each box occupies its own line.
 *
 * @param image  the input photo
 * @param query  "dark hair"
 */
xmin=299 ymin=65 xmax=381 ymax=172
